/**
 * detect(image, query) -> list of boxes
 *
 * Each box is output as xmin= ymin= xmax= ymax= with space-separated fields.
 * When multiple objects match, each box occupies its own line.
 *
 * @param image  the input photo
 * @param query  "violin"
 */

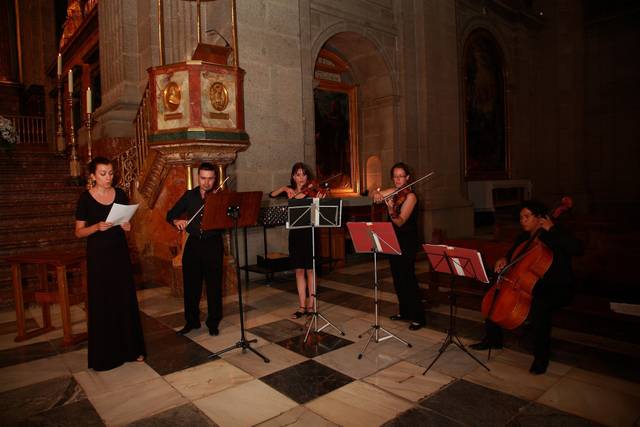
xmin=299 ymin=179 xmax=327 ymax=198
xmin=480 ymin=196 xmax=573 ymax=329
xmin=388 ymin=187 xmax=412 ymax=219
xmin=294 ymin=173 xmax=342 ymax=198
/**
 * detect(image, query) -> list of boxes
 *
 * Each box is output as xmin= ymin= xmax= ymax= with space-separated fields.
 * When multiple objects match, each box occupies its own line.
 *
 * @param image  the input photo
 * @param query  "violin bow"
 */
xmin=381 ymin=171 xmax=436 ymax=202
xmin=185 ymin=176 xmax=232 ymax=227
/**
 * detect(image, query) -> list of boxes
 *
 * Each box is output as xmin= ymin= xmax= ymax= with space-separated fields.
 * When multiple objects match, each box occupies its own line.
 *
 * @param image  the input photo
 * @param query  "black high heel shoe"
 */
xmin=291 ymin=307 xmax=306 ymax=319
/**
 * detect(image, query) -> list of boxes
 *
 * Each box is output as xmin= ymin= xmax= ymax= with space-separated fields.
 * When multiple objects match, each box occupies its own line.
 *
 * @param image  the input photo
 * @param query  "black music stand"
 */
xmin=421 ymin=244 xmax=490 ymax=374
xmin=202 ymin=191 xmax=269 ymax=363
xmin=346 ymin=222 xmax=412 ymax=359
xmin=287 ymin=198 xmax=345 ymax=342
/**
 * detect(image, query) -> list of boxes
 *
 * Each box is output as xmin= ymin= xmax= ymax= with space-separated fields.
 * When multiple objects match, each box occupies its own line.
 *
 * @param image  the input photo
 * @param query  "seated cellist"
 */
xmin=470 ymin=200 xmax=583 ymax=374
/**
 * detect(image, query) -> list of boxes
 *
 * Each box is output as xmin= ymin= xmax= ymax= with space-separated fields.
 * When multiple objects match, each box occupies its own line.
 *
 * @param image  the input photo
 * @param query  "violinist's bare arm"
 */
xmin=371 ymin=187 xmax=394 ymax=203
xmin=270 ymin=186 xmax=296 ymax=199
xmin=388 ymin=193 xmax=416 ymax=227
xmin=75 ymin=220 xmax=113 ymax=238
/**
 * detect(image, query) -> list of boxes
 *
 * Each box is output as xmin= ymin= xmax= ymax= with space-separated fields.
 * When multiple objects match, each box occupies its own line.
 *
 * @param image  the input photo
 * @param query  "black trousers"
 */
xmin=485 ymin=295 xmax=567 ymax=362
xmin=182 ymin=234 xmax=223 ymax=329
xmin=389 ymin=248 xmax=425 ymax=324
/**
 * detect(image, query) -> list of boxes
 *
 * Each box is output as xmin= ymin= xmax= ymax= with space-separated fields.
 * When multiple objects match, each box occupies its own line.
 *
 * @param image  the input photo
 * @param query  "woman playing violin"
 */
xmin=470 ymin=200 xmax=583 ymax=374
xmin=372 ymin=162 xmax=426 ymax=330
xmin=270 ymin=162 xmax=321 ymax=319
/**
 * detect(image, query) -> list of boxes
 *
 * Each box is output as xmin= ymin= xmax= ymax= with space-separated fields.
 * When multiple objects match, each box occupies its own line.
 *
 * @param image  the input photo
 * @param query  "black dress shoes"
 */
xmin=390 ymin=314 xmax=404 ymax=321
xmin=409 ymin=322 xmax=424 ymax=331
xmin=176 ymin=325 xmax=199 ymax=335
xmin=209 ymin=327 xmax=219 ymax=336
xmin=469 ymin=339 xmax=503 ymax=351
xmin=529 ymin=359 xmax=549 ymax=375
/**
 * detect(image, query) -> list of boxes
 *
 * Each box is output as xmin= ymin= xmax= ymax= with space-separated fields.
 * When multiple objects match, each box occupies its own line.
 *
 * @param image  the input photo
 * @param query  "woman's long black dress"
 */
xmin=75 ymin=188 xmax=146 ymax=371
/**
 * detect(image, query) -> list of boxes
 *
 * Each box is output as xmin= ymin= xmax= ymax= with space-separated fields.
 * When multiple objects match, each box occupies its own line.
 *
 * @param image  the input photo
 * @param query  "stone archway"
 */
xmin=313 ymin=31 xmax=397 ymax=195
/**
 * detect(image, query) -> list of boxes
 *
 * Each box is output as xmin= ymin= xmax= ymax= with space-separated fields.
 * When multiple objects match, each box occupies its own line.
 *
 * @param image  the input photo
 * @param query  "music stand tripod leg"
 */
xmin=304 ymin=219 xmax=345 ymax=342
xmin=209 ymin=208 xmax=269 ymax=363
xmin=422 ymin=257 xmax=489 ymax=374
xmin=357 ymin=250 xmax=412 ymax=359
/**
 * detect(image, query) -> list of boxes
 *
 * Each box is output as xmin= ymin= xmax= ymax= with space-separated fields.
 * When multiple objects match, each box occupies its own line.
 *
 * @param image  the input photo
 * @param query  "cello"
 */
xmin=480 ymin=197 xmax=573 ymax=330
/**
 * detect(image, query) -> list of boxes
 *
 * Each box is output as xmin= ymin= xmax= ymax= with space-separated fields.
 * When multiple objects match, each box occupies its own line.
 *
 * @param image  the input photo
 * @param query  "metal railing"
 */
xmin=113 ymin=84 xmax=150 ymax=196
xmin=5 ymin=115 xmax=47 ymax=145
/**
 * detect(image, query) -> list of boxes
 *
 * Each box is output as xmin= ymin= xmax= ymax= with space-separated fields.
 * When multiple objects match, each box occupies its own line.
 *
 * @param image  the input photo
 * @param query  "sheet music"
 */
xmin=105 ymin=203 xmax=139 ymax=225
xmin=451 ymin=257 xmax=466 ymax=276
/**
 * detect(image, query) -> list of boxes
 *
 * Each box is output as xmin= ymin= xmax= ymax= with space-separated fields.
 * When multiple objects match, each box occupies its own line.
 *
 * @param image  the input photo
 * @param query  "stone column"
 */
xmin=406 ymin=0 xmax=473 ymax=239
xmin=95 ymin=0 xmax=142 ymax=138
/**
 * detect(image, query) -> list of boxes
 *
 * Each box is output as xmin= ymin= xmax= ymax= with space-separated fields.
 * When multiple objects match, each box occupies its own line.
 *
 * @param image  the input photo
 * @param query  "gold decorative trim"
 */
xmin=162 ymin=82 xmax=181 ymax=112
xmin=164 ymin=112 xmax=183 ymax=120
xmin=209 ymin=112 xmax=229 ymax=120
xmin=209 ymin=82 xmax=229 ymax=111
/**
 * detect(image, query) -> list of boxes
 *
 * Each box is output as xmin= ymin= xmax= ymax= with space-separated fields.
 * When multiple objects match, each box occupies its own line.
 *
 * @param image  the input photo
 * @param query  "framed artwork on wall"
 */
xmin=314 ymin=81 xmax=359 ymax=194
xmin=463 ymin=29 xmax=509 ymax=180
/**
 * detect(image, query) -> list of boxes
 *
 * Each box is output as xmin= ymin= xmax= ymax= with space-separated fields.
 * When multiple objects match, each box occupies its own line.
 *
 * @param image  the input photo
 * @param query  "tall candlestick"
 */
xmin=57 ymin=53 xmax=62 ymax=77
xmin=66 ymin=91 xmax=80 ymax=180
xmin=68 ymin=70 xmax=73 ymax=93
xmin=86 ymin=87 xmax=92 ymax=114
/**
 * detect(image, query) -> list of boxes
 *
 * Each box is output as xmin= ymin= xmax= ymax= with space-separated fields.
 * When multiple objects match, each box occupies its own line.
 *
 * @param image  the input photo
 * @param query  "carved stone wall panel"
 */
xmin=155 ymin=71 xmax=190 ymax=130
xmin=200 ymin=70 xmax=237 ymax=129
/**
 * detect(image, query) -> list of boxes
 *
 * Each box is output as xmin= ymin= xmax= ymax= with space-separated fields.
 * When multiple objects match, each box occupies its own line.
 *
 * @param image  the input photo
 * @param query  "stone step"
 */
xmin=0 ymin=201 xmax=78 ymax=220
xmin=0 ymin=223 xmax=76 ymax=243
xmin=0 ymin=189 xmax=83 ymax=204
xmin=0 ymin=212 xmax=74 ymax=230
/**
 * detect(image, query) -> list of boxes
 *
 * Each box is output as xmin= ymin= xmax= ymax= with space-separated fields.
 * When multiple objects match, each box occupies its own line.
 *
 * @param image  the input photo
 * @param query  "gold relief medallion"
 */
xmin=209 ymin=82 xmax=229 ymax=112
xmin=162 ymin=82 xmax=181 ymax=112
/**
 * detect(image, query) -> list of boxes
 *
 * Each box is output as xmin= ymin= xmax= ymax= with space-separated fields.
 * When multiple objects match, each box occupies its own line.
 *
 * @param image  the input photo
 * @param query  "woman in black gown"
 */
xmin=75 ymin=157 xmax=146 ymax=371
xmin=372 ymin=162 xmax=426 ymax=330
xmin=270 ymin=162 xmax=317 ymax=319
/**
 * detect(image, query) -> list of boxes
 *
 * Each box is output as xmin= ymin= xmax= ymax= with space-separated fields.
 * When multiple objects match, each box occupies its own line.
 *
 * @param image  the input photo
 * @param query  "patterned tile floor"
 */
xmin=1 ymin=258 xmax=639 ymax=426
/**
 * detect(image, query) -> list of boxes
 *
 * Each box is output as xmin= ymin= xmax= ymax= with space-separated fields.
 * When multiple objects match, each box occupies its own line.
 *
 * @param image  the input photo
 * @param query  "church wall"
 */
xmin=528 ymin=1 xmax=587 ymax=210
xmin=583 ymin=7 xmax=640 ymax=216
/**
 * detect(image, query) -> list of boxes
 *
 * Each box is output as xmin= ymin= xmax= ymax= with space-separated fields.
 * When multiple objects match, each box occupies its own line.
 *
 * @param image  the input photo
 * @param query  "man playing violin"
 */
xmin=471 ymin=200 xmax=583 ymax=374
xmin=166 ymin=162 xmax=224 ymax=336
xmin=372 ymin=162 xmax=426 ymax=330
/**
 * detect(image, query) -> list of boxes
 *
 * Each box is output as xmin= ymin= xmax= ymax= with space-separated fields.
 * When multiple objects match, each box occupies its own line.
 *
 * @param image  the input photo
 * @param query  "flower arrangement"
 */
xmin=0 ymin=115 xmax=19 ymax=154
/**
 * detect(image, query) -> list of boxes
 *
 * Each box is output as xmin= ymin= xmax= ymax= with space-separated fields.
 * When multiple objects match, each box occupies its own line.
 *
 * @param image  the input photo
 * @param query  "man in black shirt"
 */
xmin=470 ymin=200 xmax=583 ymax=374
xmin=166 ymin=162 xmax=223 ymax=336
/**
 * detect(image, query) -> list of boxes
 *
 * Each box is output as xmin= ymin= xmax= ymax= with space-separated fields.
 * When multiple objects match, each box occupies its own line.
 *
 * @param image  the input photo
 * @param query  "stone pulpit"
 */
xmin=138 ymin=47 xmax=249 ymax=206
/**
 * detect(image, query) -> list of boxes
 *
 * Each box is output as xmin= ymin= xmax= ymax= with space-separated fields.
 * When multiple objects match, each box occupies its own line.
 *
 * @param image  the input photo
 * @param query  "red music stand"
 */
xmin=346 ymin=222 xmax=412 ymax=359
xmin=202 ymin=191 xmax=270 ymax=363
xmin=421 ymin=244 xmax=490 ymax=374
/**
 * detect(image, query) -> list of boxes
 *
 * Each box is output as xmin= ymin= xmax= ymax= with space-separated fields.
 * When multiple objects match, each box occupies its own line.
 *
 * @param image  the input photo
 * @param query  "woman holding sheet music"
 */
xmin=270 ymin=162 xmax=319 ymax=319
xmin=75 ymin=156 xmax=146 ymax=371
xmin=372 ymin=162 xmax=426 ymax=330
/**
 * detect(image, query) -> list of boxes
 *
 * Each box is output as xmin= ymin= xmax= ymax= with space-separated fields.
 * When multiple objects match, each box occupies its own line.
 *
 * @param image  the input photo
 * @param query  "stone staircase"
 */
xmin=0 ymin=151 xmax=85 ymax=307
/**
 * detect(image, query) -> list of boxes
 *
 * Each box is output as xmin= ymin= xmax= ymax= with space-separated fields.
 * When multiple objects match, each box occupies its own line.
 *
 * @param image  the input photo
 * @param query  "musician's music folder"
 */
xmin=422 ymin=244 xmax=489 ymax=283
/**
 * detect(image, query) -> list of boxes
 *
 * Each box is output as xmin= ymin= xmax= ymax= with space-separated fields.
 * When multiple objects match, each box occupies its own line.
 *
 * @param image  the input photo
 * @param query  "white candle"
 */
xmin=67 ymin=70 xmax=73 ymax=93
xmin=57 ymin=53 xmax=62 ymax=77
xmin=86 ymin=87 xmax=92 ymax=114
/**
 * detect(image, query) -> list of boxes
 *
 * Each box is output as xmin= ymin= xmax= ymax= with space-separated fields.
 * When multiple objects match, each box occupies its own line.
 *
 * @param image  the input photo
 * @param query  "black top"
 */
xmin=76 ymin=188 xmax=130 ymax=250
xmin=506 ymin=225 xmax=583 ymax=301
xmin=166 ymin=187 xmax=221 ymax=237
xmin=391 ymin=196 xmax=419 ymax=235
